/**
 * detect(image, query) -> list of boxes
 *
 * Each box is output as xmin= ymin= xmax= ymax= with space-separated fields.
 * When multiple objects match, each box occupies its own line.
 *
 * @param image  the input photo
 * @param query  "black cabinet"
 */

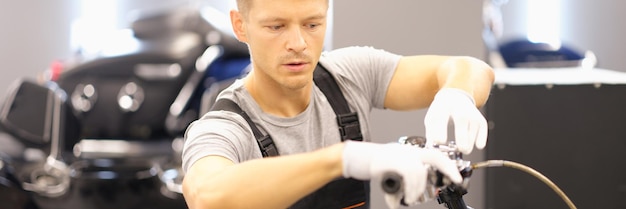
xmin=485 ymin=69 xmax=626 ymax=209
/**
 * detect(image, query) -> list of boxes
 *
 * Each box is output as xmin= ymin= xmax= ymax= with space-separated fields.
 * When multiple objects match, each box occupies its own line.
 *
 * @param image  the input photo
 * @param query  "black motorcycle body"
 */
xmin=0 ymin=6 xmax=249 ymax=209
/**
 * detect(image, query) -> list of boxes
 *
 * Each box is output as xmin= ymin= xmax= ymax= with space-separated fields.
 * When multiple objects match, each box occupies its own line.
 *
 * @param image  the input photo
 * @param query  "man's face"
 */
xmin=233 ymin=0 xmax=328 ymax=90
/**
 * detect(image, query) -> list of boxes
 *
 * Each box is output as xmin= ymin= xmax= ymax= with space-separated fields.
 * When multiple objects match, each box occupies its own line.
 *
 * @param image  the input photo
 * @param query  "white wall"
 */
xmin=0 ymin=1 xmax=77 ymax=100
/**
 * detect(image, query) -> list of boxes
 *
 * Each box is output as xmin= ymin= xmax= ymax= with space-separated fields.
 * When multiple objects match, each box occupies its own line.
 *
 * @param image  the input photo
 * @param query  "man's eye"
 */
xmin=307 ymin=24 xmax=320 ymax=29
xmin=268 ymin=25 xmax=283 ymax=31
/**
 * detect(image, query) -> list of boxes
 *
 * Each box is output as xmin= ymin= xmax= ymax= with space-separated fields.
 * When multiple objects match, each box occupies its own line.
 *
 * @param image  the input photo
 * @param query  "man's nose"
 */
xmin=286 ymin=27 xmax=307 ymax=52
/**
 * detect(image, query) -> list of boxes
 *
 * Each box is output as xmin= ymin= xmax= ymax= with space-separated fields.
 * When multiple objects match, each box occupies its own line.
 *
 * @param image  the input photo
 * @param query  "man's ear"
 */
xmin=230 ymin=10 xmax=248 ymax=43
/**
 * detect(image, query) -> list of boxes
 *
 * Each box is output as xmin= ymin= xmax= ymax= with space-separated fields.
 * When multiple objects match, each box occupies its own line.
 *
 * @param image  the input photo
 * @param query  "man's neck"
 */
xmin=244 ymin=73 xmax=312 ymax=118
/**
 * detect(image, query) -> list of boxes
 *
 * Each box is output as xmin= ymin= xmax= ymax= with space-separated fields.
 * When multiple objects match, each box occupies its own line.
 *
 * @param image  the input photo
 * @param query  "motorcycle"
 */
xmin=0 ymin=5 xmax=249 ymax=209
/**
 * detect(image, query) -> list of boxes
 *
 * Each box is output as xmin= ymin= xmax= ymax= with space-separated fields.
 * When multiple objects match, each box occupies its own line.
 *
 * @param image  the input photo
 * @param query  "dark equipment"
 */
xmin=485 ymin=77 xmax=626 ymax=209
xmin=0 ymin=6 xmax=250 ymax=209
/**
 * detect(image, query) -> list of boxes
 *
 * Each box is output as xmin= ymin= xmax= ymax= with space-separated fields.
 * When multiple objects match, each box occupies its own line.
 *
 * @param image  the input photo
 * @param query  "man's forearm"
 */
xmin=183 ymin=143 xmax=345 ymax=209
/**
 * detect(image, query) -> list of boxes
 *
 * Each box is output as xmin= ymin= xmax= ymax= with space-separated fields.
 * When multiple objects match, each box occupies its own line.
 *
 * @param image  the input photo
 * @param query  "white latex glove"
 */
xmin=342 ymin=141 xmax=462 ymax=209
xmin=424 ymin=88 xmax=488 ymax=154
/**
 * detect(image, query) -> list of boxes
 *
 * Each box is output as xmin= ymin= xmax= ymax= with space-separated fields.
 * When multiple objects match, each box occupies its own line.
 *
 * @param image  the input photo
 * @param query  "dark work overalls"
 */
xmin=211 ymin=64 xmax=369 ymax=209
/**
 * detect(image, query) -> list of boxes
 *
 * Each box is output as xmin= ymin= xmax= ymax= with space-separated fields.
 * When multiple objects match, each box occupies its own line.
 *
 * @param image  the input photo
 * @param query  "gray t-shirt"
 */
xmin=182 ymin=46 xmax=402 ymax=172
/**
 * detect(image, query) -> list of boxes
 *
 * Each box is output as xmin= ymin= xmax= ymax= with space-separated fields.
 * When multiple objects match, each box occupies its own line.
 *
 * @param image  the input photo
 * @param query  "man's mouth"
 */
xmin=283 ymin=61 xmax=309 ymax=71
xmin=287 ymin=62 xmax=306 ymax=66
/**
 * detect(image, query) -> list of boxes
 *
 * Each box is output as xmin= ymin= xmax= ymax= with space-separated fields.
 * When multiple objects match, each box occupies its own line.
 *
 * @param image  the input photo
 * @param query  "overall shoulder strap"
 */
xmin=210 ymin=99 xmax=279 ymax=157
xmin=313 ymin=64 xmax=363 ymax=141
xmin=208 ymin=64 xmax=362 ymax=159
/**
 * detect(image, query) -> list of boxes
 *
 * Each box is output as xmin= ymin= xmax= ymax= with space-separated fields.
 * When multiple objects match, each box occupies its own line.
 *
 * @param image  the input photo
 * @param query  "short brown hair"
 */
xmin=236 ymin=0 xmax=251 ymax=19
xmin=236 ymin=0 xmax=329 ymax=19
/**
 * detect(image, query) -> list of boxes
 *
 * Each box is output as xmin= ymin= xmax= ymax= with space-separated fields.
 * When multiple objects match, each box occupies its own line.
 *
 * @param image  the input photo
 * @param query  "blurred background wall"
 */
xmin=1 ymin=0 xmax=625 ymax=208
xmin=0 ymin=1 xmax=76 ymax=99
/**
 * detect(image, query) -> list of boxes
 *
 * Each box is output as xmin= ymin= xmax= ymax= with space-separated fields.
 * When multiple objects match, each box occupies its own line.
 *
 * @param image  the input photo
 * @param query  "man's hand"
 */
xmin=424 ymin=88 xmax=488 ymax=154
xmin=342 ymin=141 xmax=462 ymax=209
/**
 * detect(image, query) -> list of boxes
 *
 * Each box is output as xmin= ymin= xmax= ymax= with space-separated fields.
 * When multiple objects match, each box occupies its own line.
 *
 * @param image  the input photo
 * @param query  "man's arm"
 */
xmin=384 ymin=55 xmax=495 ymax=110
xmin=182 ymin=143 xmax=345 ymax=209
xmin=384 ymin=55 xmax=495 ymax=154
xmin=182 ymin=140 xmax=464 ymax=209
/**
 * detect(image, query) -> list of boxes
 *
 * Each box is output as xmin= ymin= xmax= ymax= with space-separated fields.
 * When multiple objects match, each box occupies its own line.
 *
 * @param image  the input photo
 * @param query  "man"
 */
xmin=181 ymin=0 xmax=495 ymax=208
